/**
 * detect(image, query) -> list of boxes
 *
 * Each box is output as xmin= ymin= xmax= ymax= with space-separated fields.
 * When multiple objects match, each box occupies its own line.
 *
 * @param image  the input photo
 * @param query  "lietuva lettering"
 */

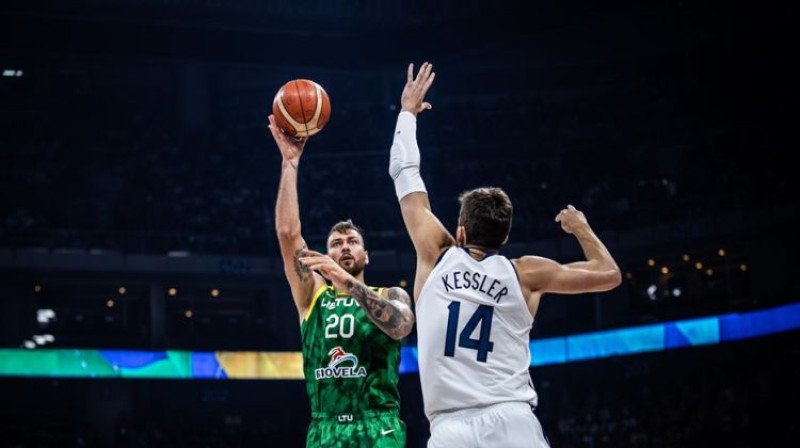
xmin=441 ymin=270 xmax=508 ymax=302
xmin=321 ymin=297 xmax=356 ymax=309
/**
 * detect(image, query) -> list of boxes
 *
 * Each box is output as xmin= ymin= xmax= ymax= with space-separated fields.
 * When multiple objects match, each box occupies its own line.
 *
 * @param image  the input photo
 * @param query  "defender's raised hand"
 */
xmin=268 ymin=114 xmax=307 ymax=163
xmin=401 ymin=62 xmax=436 ymax=116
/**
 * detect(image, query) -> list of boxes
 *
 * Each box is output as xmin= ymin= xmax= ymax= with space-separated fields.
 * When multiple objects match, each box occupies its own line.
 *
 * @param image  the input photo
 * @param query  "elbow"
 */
xmin=275 ymin=224 xmax=299 ymax=240
xmin=389 ymin=314 xmax=416 ymax=341
xmin=608 ymin=268 xmax=623 ymax=290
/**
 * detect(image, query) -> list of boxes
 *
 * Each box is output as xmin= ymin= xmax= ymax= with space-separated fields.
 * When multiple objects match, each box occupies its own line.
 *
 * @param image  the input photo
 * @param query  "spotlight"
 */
xmin=646 ymin=284 xmax=657 ymax=301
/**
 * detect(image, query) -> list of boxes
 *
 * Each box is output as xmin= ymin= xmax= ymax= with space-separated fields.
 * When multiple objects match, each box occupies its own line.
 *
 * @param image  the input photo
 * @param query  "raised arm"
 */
xmin=270 ymin=115 xmax=324 ymax=319
xmin=298 ymin=250 xmax=415 ymax=340
xmin=389 ymin=62 xmax=455 ymax=299
xmin=513 ymin=205 xmax=621 ymax=316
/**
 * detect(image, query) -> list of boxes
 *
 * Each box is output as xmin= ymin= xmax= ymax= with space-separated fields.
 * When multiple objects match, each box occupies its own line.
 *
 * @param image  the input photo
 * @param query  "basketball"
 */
xmin=272 ymin=79 xmax=331 ymax=138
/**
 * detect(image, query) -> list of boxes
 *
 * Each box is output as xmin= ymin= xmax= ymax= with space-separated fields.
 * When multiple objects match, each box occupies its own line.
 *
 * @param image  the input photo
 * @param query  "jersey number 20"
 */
xmin=444 ymin=301 xmax=494 ymax=362
xmin=325 ymin=314 xmax=354 ymax=339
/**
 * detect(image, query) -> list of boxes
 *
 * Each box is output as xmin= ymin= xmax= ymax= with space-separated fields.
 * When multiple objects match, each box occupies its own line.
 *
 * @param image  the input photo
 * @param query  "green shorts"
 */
xmin=306 ymin=410 xmax=406 ymax=448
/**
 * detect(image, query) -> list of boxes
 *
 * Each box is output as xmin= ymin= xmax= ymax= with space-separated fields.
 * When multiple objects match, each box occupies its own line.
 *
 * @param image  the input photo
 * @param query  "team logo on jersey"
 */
xmin=315 ymin=346 xmax=367 ymax=380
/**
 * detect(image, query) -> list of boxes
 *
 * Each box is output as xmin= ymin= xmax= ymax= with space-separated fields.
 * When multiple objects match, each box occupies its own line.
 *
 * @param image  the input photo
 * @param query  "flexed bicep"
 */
xmin=517 ymin=256 xmax=620 ymax=296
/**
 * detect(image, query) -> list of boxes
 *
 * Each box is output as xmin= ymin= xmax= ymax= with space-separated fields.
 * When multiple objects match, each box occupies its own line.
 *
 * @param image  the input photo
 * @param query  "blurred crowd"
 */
xmin=2 ymin=60 xmax=794 ymax=256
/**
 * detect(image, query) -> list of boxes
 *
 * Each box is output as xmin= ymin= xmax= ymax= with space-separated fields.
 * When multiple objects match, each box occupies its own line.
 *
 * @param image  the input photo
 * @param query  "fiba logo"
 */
xmin=315 ymin=346 xmax=367 ymax=380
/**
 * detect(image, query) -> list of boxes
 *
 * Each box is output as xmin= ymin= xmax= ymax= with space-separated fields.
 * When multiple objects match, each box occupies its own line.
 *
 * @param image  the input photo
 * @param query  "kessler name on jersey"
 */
xmin=441 ymin=270 xmax=509 ymax=303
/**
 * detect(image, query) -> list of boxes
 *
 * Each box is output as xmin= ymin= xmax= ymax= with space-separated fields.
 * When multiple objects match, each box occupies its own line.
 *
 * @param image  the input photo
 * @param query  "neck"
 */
xmin=462 ymin=244 xmax=497 ymax=261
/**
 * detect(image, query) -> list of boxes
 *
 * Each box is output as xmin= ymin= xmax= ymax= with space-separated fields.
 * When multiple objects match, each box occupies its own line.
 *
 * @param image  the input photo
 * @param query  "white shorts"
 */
xmin=427 ymin=402 xmax=550 ymax=448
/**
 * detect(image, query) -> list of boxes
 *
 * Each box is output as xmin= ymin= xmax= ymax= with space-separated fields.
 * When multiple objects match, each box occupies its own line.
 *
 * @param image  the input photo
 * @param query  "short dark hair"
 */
xmin=458 ymin=187 xmax=513 ymax=250
xmin=328 ymin=219 xmax=366 ymax=246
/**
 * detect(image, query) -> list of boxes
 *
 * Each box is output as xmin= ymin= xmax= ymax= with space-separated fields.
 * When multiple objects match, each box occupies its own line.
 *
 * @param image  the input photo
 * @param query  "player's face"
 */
xmin=327 ymin=230 xmax=369 ymax=276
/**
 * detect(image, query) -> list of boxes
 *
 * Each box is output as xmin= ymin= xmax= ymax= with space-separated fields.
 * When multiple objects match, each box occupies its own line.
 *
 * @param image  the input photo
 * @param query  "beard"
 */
xmin=339 ymin=257 xmax=366 ymax=277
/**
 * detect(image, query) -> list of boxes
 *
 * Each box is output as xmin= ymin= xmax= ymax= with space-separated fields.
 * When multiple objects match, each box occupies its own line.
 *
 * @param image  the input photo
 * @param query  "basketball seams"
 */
xmin=311 ymin=84 xmax=322 ymax=128
xmin=272 ymin=79 xmax=329 ymax=137
xmin=292 ymin=80 xmax=311 ymax=137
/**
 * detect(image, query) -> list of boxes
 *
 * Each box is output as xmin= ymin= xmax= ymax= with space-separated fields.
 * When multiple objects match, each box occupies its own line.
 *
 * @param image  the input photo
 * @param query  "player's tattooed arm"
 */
xmin=293 ymin=246 xmax=313 ymax=282
xmin=346 ymin=282 xmax=415 ymax=341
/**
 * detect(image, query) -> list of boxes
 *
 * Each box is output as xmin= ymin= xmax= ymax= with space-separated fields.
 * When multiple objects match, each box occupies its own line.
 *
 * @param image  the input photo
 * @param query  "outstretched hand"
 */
xmin=297 ymin=249 xmax=356 ymax=292
xmin=401 ymin=62 xmax=436 ymax=116
xmin=555 ymin=204 xmax=590 ymax=235
xmin=268 ymin=114 xmax=307 ymax=163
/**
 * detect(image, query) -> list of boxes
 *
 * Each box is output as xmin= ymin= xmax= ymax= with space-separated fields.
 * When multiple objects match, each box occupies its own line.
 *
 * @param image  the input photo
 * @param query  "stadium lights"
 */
xmin=37 ymin=309 xmax=56 ymax=324
xmin=2 ymin=69 xmax=23 ymax=77
xmin=32 ymin=334 xmax=55 ymax=345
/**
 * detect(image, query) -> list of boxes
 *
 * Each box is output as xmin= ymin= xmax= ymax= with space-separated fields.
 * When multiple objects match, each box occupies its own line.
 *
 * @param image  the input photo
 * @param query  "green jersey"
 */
xmin=301 ymin=284 xmax=402 ymax=415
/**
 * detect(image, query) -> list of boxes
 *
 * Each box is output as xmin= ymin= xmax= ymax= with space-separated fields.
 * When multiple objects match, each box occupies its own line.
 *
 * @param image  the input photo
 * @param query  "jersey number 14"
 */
xmin=444 ymin=301 xmax=495 ymax=362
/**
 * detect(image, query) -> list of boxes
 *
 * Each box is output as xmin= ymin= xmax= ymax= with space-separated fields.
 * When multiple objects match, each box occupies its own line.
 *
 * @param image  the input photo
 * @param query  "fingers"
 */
xmin=555 ymin=206 xmax=570 ymax=222
xmin=267 ymin=115 xmax=282 ymax=140
xmin=299 ymin=249 xmax=324 ymax=258
xmin=555 ymin=204 xmax=583 ymax=223
xmin=414 ymin=62 xmax=426 ymax=83
xmin=407 ymin=63 xmax=414 ymax=83
xmin=423 ymin=62 xmax=433 ymax=80
xmin=300 ymin=259 xmax=327 ymax=270
xmin=298 ymin=257 xmax=330 ymax=272
xmin=414 ymin=62 xmax=433 ymax=86
xmin=422 ymin=71 xmax=436 ymax=94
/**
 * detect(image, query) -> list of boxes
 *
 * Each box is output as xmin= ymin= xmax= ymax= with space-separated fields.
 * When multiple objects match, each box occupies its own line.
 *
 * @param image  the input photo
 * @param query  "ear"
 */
xmin=364 ymin=251 xmax=370 ymax=265
xmin=456 ymin=226 xmax=466 ymax=246
xmin=501 ymin=234 xmax=509 ymax=246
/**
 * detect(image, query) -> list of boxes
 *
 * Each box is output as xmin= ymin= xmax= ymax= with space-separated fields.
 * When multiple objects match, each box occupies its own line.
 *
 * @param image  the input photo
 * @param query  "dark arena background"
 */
xmin=1 ymin=0 xmax=799 ymax=447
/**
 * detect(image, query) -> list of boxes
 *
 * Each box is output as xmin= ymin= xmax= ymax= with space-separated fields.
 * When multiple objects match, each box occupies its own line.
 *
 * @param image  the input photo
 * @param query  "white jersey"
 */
xmin=417 ymin=246 xmax=538 ymax=419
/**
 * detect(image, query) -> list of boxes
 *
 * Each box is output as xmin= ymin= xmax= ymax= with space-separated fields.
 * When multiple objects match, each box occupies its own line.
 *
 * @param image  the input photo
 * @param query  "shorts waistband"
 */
xmin=430 ymin=401 xmax=533 ymax=426
xmin=312 ymin=409 xmax=398 ymax=421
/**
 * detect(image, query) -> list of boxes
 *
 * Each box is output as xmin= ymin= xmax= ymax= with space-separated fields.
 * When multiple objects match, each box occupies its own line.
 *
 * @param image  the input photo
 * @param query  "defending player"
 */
xmin=388 ymin=62 xmax=622 ymax=447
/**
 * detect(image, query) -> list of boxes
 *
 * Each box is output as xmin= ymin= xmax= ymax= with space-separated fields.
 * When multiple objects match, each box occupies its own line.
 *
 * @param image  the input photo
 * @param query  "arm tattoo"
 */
xmin=346 ymin=281 xmax=414 ymax=340
xmin=293 ymin=247 xmax=312 ymax=281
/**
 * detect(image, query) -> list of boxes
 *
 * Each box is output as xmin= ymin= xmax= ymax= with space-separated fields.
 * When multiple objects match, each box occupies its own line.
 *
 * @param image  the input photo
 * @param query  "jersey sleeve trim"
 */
xmin=303 ymin=285 xmax=331 ymax=322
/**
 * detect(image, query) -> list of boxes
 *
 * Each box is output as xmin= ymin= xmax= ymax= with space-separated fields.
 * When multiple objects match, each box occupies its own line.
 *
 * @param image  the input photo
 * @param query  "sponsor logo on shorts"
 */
xmin=381 ymin=429 xmax=395 ymax=436
xmin=315 ymin=346 xmax=367 ymax=380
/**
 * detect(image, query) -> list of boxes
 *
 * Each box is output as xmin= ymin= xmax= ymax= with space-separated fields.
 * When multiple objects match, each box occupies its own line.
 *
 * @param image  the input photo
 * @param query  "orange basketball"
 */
xmin=272 ymin=79 xmax=331 ymax=138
